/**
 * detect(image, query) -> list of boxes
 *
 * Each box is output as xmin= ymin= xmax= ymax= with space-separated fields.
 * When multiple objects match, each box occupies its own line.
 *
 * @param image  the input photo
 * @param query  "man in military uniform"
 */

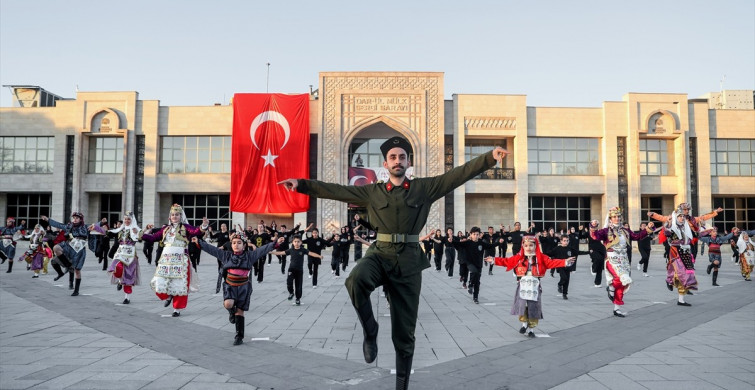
xmin=279 ymin=136 xmax=507 ymax=389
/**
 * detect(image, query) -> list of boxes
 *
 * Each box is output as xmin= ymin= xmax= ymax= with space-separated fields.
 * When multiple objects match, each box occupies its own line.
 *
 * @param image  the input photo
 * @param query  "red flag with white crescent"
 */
xmin=231 ymin=93 xmax=309 ymax=213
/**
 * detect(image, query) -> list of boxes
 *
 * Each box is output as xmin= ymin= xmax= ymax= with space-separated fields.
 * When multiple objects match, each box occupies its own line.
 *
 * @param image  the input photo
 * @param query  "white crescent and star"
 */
xmin=349 ymin=175 xmax=368 ymax=185
xmin=249 ymin=110 xmax=290 ymax=168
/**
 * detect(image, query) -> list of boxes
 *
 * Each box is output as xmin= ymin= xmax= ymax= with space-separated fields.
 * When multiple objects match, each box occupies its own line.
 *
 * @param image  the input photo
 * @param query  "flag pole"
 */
xmin=266 ymin=62 xmax=271 ymax=93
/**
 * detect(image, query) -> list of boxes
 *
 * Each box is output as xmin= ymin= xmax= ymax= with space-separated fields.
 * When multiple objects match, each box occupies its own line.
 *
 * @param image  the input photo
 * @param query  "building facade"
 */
xmin=1 ymin=74 xmax=753 ymax=234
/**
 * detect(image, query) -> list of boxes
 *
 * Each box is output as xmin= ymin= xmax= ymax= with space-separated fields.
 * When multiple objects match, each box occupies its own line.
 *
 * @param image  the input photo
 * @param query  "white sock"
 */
xmin=124 ymin=293 xmax=130 ymax=299
xmin=521 ymin=322 xmax=528 ymax=328
xmin=678 ymin=295 xmax=685 ymax=303
xmin=614 ymin=304 xmax=621 ymax=311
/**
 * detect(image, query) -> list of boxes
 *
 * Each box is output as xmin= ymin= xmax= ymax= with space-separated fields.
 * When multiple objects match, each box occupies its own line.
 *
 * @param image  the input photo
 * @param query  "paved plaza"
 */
xmin=1 ymin=240 xmax=753 ymax=389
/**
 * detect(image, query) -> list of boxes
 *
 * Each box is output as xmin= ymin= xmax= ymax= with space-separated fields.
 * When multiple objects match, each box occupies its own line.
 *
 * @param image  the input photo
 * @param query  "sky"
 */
xmin=1 ymin=0 xmax=753 ymax=108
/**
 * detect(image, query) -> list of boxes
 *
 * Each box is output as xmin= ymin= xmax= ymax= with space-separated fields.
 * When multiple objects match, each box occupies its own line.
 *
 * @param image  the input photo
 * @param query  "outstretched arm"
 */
xmin=422 ymin=148 xmax=506 ymax=202
xmin=279 ymin=179 xmax=371 ymax=206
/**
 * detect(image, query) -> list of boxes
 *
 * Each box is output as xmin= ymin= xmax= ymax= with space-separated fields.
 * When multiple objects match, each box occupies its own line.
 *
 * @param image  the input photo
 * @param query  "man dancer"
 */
xmin=635 ymin=222 xmax=654 ymax=277
xmin=548 ymin=235 xmax=574 ymax=299
xmin=279 ymin=136 xmax=507 ymax=389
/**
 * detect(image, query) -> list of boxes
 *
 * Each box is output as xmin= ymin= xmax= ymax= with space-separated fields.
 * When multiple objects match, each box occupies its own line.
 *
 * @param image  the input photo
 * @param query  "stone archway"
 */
xmin=317 ymin=72 xmax=445 ymax=231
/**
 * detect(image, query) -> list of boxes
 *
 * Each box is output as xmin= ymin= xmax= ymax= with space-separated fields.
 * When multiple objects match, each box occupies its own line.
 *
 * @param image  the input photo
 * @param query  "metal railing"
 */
xmin=475 ymin=167 xmax=515 ymax=180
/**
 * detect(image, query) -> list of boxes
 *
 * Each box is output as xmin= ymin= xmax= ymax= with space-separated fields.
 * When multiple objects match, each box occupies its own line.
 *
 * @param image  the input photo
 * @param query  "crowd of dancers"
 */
xmin=1 ymin=202 xmax=754 ymax=346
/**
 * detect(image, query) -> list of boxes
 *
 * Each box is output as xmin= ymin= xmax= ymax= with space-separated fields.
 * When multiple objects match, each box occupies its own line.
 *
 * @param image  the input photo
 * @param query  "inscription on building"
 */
xmin=353 ymin=96 xmax=411 ymax=112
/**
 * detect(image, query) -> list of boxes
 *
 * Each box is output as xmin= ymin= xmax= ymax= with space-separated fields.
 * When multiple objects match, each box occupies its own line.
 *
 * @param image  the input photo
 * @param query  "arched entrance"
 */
xmin=345 ymin=121 xmax=414 ymax=236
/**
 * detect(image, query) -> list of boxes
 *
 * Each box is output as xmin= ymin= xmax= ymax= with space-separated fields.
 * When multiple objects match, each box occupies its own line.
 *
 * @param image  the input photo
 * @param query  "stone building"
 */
xmin=1 ymin=73 xmax=753 ymax=234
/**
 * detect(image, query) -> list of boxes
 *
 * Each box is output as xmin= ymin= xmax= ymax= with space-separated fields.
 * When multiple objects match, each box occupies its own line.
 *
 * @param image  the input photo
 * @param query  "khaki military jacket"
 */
xmin=296 ymin=151 xmax=496 ymax=276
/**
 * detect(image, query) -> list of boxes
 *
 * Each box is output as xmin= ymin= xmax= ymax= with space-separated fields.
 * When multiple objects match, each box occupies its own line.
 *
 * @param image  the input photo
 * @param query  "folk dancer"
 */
xmin=93 ymin=211 xmax=142 ymax=304
xmin=41 ymin=213 xmax=89 ymax=296
xmin=140 ymin=204 xmax=208 ymax=317
xmin=485 ymin=235 xmax=574 ymax=337
xmin=195 ymin=233 xmax=283 ymax=345
xmin=590 ymin=207 xmax=654 ymax=317
xmin=1 ymin=217 xmax=25 ymax=273
xmin=698 ymin=227 xmax=733 ymax=286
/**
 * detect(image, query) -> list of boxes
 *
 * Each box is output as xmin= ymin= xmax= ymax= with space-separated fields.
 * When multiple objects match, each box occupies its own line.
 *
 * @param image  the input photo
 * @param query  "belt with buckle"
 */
xmin=376 ymin=233 xmax=419 ymax=243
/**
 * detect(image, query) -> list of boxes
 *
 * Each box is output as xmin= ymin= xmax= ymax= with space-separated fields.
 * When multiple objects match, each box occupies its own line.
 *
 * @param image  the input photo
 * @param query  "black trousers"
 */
xmin=308 ymin=260 xmax=320 ymax=286
xmin=342 ymin=252 xmax=350 ymax=270
xmin=459 ymin=262 xmax=469 ymax=284
xmin=557 ymin=268 xmax=571 ymax=295
xmin=278 ymin=254 xmax=287 ymax=274
xmin=287 ymin=268 xmax=303 ymax=299
xmin=444 ymin=248 xmax=456 ymax=277
xmin=331 ymin=256 xmax=340 ymax=276
xmin=639 ymin=246 xmax=651 ymax=273
xmin=433 ymin=252 xmax=442 ymax=271
xmin=254 ymin=259 xmax=264 ymax=282
xmin=469 ymin=271 xmax=481 ymax=300
xmin=591 ymin=252 xmax=604 ymax=285
xmin=354 ymin=244 xmax=362 ymax=261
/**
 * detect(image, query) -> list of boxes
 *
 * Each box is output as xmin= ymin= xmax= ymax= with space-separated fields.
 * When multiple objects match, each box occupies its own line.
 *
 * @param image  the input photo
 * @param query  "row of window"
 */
xmin=7 ymin=193 xmax=754 ymax=233
xmin=2 ymin=136 xmax=753 ymax=177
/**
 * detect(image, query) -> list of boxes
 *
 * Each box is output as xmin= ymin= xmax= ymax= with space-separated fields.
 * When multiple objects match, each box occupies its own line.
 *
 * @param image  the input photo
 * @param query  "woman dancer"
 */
xmin=93 ymin=211 xmax=142 ymax=304
xmin=21 ymin=224 xmax=46 ymax=278
xmin=140 ymin=204 xmax=208 ymax=317
xmin=42 ymin=212 xmax=90 ymax=296
xmin=590 ymin=207 xmax=653 ymax=317
xmin=736 ymin=231 xmax=754 ymax=281
xmin=1 ymin=217 xmax=26 ymax=273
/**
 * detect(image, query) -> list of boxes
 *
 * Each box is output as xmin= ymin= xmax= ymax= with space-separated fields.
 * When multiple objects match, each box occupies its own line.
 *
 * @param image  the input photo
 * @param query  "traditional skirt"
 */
xmin=108 ymin=244 xmax=141 ymax=286
xmin=150 ymin=246 xmax=190 ymax=296
xmin=511 ymin=283 xmax=543 ymax=319
xmin=667 ymin=246 xmax=698 ymax=291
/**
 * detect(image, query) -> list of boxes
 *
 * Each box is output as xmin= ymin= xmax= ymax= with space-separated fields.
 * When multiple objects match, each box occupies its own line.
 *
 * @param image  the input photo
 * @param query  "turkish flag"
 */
xmin=231 ymin=93 xmax=309 ymax=213
xmin=348 ymin=167 xmax=379 ymax=186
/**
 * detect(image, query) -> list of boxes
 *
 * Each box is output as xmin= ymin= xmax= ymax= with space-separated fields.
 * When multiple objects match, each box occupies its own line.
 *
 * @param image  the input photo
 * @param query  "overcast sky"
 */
xmin=1 ymin=0 xmax=753 ymax=108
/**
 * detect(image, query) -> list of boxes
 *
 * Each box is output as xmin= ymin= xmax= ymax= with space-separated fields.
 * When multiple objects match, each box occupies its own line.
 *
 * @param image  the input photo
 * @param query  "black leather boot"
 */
xmin=355 ymin=302 xmax=379 ymax=363
xmin=233 ymin=316 xmax=244 ymax=345
xmin=227 ymin=307 xmax=236 ymax=324
xmin=52 ymin=262 xmax=65 ymax=279
xmin=706 ymin=263 xmax=713 ymax=275
xmin=712 ymin=270 xmax=720 ymax=286
xmin=395 ymin=354 xmax=413 ymax=390
xmin=71 ymin=278 xmax=81 ymax=296
xmin=68 ymin=272 xmax=74 ymax=289
xmin=5 ymin=261 xmax=12 ymax=273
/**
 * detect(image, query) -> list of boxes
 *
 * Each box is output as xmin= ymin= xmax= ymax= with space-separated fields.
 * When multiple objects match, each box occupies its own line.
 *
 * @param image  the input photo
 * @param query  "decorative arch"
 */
xmin=644 ymin=109 xmax=679 ymax=134
xmin=88 ymin=108 xmax=123 ymax=133
xmin=344 ymin=115 xmax=420 ymax=157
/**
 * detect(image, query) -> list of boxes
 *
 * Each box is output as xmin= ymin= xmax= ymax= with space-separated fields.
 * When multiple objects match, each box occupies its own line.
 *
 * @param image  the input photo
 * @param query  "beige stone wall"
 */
xmin=1 ymin=81 xmax=753 ymax=231
xmin=464 ymin=194 xmax=515 ymax=229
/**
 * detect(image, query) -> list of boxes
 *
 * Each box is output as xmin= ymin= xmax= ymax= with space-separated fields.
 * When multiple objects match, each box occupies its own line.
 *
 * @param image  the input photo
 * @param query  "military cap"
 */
xmin=380 ymin=136 xmax=413 ymax=160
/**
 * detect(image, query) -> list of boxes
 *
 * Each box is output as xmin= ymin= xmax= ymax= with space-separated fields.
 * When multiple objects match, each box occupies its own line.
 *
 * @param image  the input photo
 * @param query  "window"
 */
xmin=0 ymin=136 xmax=55 ymax=174
xmin=639 ymin=139 xmax=671 ymax=175
xmin=172 ymin=194 xmax=231 ymax=230
xmin=99 ymin=194 xmax=122 ymax=226
xmin=710 ymin=139 xmax=754 ymax=176
xmin=88 ymin=137 xmax=124 ymax=173
xmin=5 ymin=193 xmax=52 ymax=229
xmin=640 ymin=196 xmax=663 ymax=223
xmin=529 ymin=196 xmax=591 ymax=232
xmin=160 ymin=136 xmax=231 ymax=173
xmin=528 ymin=137 xmax=599 ymax=175
xmin=712 ymin=197 xmax=755 ymax=232
xmin=465 ymin=139 xmax=512 ymax=179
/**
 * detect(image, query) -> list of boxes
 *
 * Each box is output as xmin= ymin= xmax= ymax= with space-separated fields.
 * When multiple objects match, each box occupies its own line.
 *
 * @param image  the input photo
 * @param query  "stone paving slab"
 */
xmin=1 ymin=241 xmax=754 ymax=389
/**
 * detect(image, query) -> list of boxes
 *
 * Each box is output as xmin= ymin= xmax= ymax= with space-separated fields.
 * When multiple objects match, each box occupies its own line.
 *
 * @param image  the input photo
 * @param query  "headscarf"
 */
xmin=668 ymin=212 xmax=694 ymax=243
xmin=737 ymin=232 xmax=754 ymax=254
xmin=603 ymin=206 xmax=623 ymax=228
xmin=109 ymin=211 xmax=141 ymax=241
xmin=169 ymin=204 xmax=188 ymax=225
